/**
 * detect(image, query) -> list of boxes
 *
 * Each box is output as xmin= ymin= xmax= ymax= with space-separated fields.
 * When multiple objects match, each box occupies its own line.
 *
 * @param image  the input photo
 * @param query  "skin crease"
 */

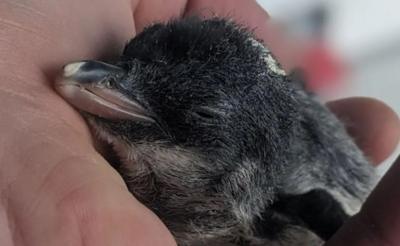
xmin=0 ymin=1 xmax=398 ymax=246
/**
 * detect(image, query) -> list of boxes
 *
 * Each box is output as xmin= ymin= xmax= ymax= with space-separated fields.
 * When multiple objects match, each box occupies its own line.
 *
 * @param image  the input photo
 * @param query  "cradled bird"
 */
xmin=55 ymin=17 xmax=376 ymax=246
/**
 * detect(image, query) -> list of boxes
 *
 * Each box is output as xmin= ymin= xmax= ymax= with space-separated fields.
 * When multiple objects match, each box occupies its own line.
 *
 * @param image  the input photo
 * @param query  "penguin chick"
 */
xmin=55 ymin=17 xmax=376 ymax=246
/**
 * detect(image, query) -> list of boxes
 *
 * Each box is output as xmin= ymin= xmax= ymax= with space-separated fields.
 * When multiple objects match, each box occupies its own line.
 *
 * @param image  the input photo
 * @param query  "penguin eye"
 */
xmin=103 ymin=77 xmax=116 ymax=88
xmin=99 ymin=74 xmax=121 ymax=89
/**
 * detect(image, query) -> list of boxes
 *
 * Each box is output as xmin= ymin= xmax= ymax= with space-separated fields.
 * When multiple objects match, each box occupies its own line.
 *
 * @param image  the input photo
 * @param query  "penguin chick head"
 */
xmin=56 ymin=17 xmax=298 ymax=174
xmin=54 ymin=18 xmax=375 ymax=246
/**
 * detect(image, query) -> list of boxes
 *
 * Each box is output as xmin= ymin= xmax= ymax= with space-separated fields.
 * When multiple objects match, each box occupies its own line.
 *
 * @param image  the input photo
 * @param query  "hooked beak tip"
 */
xmin=63 ymin=61 xmax=86 ymax=78
xmin=60 ymin=60 xmax=126 ymax=85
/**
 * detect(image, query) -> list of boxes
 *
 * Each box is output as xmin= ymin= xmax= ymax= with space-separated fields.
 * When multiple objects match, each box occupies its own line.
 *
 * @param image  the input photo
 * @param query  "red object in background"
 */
xmin=301 ymin=42 xmax=345 ymax=91
xmin=259 ymin=21 xmax=345 ymax=92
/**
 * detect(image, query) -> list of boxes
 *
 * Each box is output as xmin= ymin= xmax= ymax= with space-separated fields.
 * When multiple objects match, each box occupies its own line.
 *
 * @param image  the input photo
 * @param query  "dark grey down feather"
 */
xmin=56 ymin=17 xmax=376 ymax=246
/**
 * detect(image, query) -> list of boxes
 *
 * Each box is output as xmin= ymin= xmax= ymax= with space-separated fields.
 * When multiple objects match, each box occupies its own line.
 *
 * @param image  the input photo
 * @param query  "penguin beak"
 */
xmin=55 ymin=60 xmax=154 ymax=122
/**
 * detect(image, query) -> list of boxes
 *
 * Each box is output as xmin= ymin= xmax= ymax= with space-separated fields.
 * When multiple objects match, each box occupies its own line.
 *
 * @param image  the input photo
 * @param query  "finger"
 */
xmin=1 ymin=1 xmax=175 ymax=244
xmin=327 ymin=97 xmax=400 ymax=165
xmin=132 ymin=0 xmax=298 ymax=69
xmin=185 ymin=0 xmax=303 ymax=70
xmin=326 ymin=155 xmax=400 ymax=246
xmin=185 ymin=0 xmax=269 ymax=23
xmin=0 ymin=0 xmax=136 ymax=79
xmin=133 ymin=0 xmax=188 ymax=33
xmin=185 ymin=0 xmax=270 ymax=41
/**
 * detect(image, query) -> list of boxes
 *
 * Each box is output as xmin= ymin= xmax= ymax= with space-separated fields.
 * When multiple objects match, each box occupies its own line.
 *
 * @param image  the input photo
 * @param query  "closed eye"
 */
xmin=191 ymin=106 xmax=224 ymax=121
xmin=193 ymin=110 xmax=214 ymax=120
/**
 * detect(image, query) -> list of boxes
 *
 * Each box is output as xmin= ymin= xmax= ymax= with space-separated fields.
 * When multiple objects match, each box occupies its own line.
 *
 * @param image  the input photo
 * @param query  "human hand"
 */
xmin=0 ymin=1 xmax=399 ymax=246
xmin=0 ymin=0 xmax=177 ymax=245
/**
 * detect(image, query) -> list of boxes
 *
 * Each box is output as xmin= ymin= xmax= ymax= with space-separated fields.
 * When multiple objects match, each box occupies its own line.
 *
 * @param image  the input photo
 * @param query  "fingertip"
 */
xmin=184 ymin=0 xmax=269 ymax=31
xmin=327 ymin=97 xmax=400 ymax=165
xmin=133 ymin=0 xmax=188 ymax=33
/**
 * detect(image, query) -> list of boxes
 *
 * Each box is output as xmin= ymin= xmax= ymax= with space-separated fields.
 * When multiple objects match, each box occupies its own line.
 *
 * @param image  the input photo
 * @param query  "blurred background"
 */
xmin=257 ymin=0 xmax=400 ymax=174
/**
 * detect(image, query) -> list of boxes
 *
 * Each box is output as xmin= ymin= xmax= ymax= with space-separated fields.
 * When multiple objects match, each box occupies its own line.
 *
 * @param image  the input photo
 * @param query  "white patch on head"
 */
xmin=264 ymin=54 xmax=287 ymax=76
xmin=248 ymin=37 xmax=287 ymax=76
xmin=63 ymin=62 xmax=85 ymax=77
xmin=249 ymin=37 xmax=270 ymax=52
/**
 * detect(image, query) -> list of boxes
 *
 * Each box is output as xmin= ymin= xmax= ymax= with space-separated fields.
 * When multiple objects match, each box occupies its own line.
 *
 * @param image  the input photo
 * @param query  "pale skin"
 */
xmin=0 ymin=0 xmax=399 ymax=246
